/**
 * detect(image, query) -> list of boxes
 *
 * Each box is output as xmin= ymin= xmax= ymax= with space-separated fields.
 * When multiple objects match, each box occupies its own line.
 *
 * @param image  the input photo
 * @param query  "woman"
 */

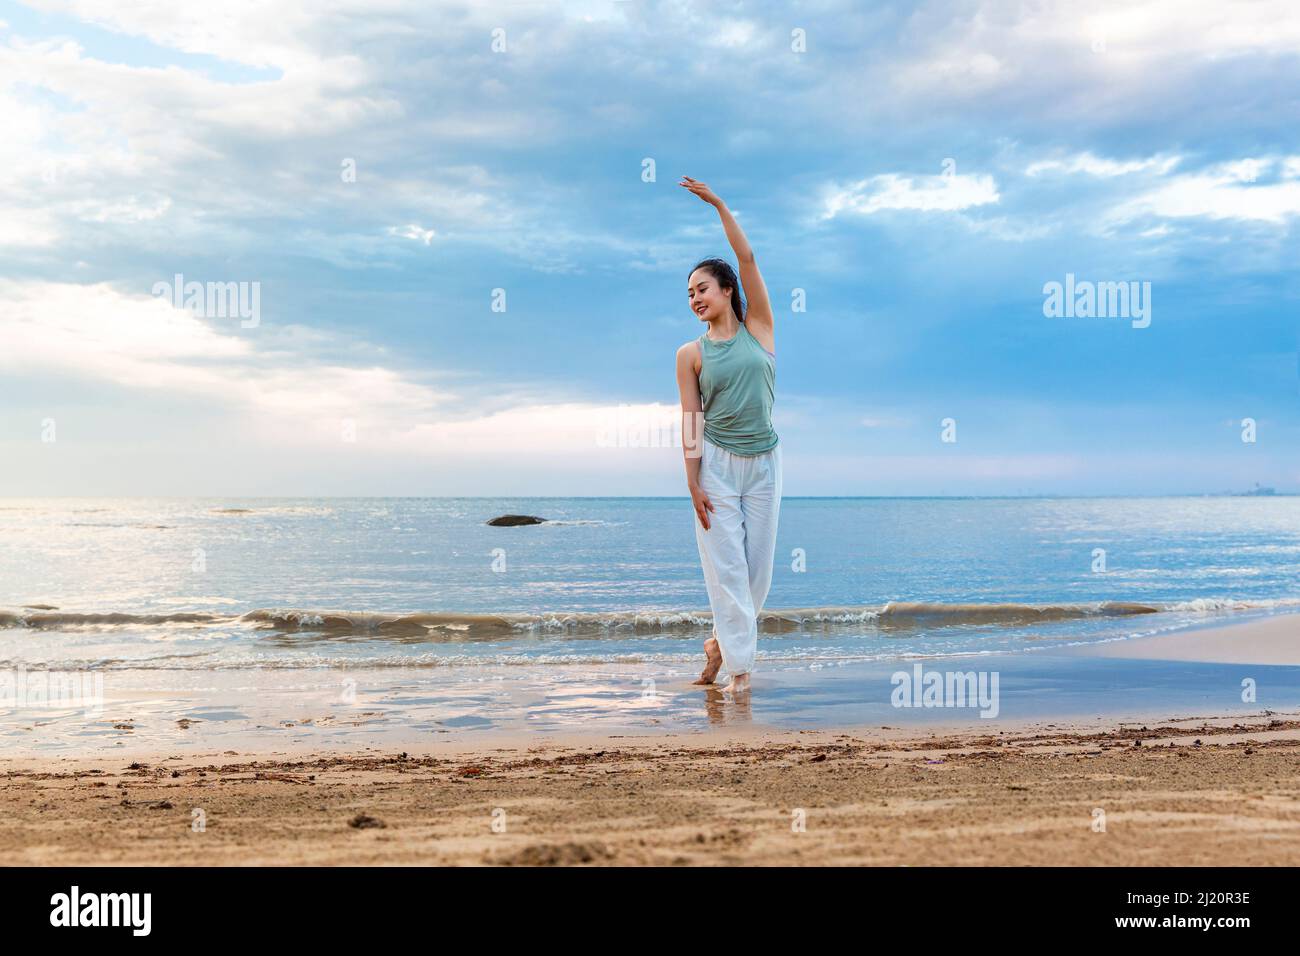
xmin=675 ymin=176 xmax=782 ymax=695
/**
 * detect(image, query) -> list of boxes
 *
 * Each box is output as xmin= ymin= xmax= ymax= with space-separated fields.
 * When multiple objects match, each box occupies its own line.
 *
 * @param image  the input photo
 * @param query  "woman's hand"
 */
xmin=691 ymin=484 xmax=715 ymax=530
xmin=679 ymin=176 xmax=723 ymax=208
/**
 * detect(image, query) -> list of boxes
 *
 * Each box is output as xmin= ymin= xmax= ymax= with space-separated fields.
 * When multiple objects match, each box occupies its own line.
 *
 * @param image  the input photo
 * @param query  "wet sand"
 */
xmin=1076 ymin=611 xmax=1300 ymax=665
xmin=3 ymin=712 xmax=1300 ymax=866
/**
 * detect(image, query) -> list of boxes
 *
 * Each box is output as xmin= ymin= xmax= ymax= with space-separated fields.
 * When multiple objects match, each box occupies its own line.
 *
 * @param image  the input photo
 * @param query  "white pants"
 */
xmin=693 ymin=438 xmax=783 ymax=675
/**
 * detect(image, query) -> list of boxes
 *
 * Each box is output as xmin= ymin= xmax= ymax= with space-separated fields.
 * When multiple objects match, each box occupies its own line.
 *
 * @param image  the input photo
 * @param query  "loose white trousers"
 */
xmin=693 ymin=438 xmax=783 ymax=676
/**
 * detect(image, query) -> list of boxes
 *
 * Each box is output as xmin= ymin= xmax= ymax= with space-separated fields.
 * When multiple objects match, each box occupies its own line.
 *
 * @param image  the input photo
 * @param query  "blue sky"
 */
xmin=1 ymin=0 xmax=1297 ymax=495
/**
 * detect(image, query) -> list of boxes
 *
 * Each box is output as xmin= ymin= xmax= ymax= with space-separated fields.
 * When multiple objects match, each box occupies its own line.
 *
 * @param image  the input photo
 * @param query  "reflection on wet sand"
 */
xmin=702 ymin=684 xmax=752 ymax=725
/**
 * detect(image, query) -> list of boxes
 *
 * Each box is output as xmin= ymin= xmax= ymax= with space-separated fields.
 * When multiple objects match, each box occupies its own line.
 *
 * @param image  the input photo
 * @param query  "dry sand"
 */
xmin=3 ymin=713 xmax=1299 ymax=866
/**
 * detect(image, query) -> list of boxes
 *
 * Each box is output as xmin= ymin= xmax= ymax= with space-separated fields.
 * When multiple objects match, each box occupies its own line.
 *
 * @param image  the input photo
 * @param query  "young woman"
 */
xmin=675 ymin=176 xmax=781 ymax=695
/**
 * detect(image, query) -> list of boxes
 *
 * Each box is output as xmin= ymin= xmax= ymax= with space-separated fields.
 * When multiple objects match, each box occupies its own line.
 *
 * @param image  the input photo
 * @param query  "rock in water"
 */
xmin=486 ymin=514 xmax=546 ymax=526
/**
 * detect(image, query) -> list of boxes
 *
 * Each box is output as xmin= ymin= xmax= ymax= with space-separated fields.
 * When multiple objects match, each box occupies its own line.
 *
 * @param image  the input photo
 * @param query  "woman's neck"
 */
xmin=706 ymin=313 xmax=740 ymax=341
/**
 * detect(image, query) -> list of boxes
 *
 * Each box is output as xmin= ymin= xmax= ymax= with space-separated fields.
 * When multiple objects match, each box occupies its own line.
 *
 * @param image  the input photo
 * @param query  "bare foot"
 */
xmin=723 ymin=671 xmax=751 ymax=694
xmin=692 ymin=636 xmax=723 ymax=685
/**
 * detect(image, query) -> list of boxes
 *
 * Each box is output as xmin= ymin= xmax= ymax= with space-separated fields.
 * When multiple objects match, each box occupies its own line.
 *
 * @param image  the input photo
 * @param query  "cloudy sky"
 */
xmin=1 ymin=0 xmax=1297 ymax=496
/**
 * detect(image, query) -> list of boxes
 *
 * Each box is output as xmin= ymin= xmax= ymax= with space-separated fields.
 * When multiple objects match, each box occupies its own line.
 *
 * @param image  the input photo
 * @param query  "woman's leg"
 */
xmin=741 ymin=443 xmax=783 ymax=626
xmin=722 ymin=444 xmax=780 ymax=693
xmin=693 ymin=444 xmax=759 ymax=678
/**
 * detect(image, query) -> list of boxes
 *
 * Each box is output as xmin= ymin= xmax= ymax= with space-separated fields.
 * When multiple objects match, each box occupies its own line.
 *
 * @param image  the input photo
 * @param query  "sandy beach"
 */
xmin=2 ymin=713 xmax=1298 ymax=866
xmin=1 ymin=613 xmax=1298 ymax=866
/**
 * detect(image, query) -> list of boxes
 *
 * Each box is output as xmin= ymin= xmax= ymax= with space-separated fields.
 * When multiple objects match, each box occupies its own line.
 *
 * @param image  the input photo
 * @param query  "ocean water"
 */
xmin=2 ymin=496 xmax=1299 ymax=750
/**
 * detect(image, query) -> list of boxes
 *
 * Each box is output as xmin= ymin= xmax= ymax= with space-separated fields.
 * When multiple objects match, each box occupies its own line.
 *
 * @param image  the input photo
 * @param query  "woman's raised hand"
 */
xmin=679 ymin=176 xmax=723 ymax=208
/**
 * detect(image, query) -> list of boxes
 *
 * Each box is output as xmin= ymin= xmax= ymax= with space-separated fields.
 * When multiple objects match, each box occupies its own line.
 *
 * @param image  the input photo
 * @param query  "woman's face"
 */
xmin=688 ymin=269 xmax=730 ymax=323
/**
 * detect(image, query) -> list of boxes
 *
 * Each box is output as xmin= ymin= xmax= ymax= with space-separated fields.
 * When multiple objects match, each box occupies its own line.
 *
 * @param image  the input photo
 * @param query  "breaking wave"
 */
xmin=4 ymin=598 xmax=1283 ymax=638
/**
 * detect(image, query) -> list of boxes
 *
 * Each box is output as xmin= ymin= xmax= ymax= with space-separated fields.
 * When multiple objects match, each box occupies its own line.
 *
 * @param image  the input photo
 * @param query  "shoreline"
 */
xmin=6 ymin=608 xmax=1300 ymax=756
xmin=4 ymin=610 xmax=1300 ymax=865
xmin=1070 ymin=610 xmax=1300 ymax=666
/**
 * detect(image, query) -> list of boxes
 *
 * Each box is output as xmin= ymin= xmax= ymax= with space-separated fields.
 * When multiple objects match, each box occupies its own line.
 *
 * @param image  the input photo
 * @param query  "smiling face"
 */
xmin=688 ymin=268 xmax=732 ymax=324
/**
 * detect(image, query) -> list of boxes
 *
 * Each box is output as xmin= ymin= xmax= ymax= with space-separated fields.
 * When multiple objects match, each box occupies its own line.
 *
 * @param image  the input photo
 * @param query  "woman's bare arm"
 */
xmin=679 ymin=176 xmax=774 ymax=353
xmin=676 ymin=342 xmax=714 ymax=530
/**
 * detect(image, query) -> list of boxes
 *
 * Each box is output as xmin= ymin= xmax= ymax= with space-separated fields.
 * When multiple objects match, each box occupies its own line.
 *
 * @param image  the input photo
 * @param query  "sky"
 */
xmin=0 ymin=0 xmax=1297 ymax=496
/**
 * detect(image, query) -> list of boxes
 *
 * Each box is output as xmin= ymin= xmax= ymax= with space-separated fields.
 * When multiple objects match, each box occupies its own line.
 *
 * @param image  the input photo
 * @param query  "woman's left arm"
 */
xmin=679 ymin=177 xmax=774 ymax=347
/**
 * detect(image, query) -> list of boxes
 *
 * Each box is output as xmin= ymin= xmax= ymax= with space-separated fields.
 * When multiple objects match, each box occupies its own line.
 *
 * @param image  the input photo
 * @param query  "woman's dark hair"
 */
xmin=689 ymin=257 xmax=746 ymax=323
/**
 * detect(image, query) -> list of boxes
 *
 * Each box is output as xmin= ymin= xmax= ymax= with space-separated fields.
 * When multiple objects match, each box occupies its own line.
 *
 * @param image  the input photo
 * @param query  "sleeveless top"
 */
xmin=697 ymin=322 xmax=779 ymax=456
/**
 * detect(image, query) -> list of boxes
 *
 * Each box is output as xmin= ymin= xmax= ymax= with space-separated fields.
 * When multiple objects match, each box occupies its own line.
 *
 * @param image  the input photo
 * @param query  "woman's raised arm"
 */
xmin=679 ymin=177 xmax=774 ymax=346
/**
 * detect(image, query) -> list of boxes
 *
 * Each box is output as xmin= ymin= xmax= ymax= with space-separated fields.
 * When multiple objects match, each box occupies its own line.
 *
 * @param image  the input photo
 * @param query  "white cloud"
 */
xmin=706 ymin=21 xmax=759 ymax=50
xmin=67 ymin=195 xmax=174 ymax=223
xmin=0 ymin=9 xmax=536 ymax=263
xmin=0 ymin=280 xmax=682 ymax=460
xmin=1026 ymin=152 xmax=1181 ymax=178
xmin=821 ymin=172 xmax=999 ymax=219
xmin=1217 ymin=158 xmax=1271 ymax=183
xmin=0 ymin=207 xmax=60 ymax=246
xmin=22 ymin=0 xmax=333 ymax=70
xmin=402 ymin=401 xmax=684 ymax=456
xmin=870 ymin=0 xmax=1300 ymax=139
xmin=0 ymin=280 xmax=443 ymax=429
xmin=1074 ymin=0 xmax=1300 ymax=58
xmin=389 ymin=223 xmax=435 ymax=244
xmin=1108 ymin=157 xmax=1300 ymax=224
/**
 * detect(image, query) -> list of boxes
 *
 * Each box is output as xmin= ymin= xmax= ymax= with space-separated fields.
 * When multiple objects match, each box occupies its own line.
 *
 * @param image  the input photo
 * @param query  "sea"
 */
xmin=3 ymin=496 xmax=1300 ymax=752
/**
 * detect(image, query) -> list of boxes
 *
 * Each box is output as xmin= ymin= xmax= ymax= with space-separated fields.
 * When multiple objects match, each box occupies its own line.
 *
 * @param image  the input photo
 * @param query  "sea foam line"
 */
xmin=0 ymin=598 xmax=1209 ymax=636
xmin=5 ymin=597 xmax=1298 ymax=637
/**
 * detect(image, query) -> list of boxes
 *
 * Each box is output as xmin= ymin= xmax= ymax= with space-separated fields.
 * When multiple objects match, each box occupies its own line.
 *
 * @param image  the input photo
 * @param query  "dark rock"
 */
xmin=486 ymin=515 xmax=546 ymax=526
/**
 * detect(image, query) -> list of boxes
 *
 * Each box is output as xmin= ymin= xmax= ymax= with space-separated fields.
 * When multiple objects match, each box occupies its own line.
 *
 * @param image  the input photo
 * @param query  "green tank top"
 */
xmin=698 ymin=322 xmax=779 ymax=456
